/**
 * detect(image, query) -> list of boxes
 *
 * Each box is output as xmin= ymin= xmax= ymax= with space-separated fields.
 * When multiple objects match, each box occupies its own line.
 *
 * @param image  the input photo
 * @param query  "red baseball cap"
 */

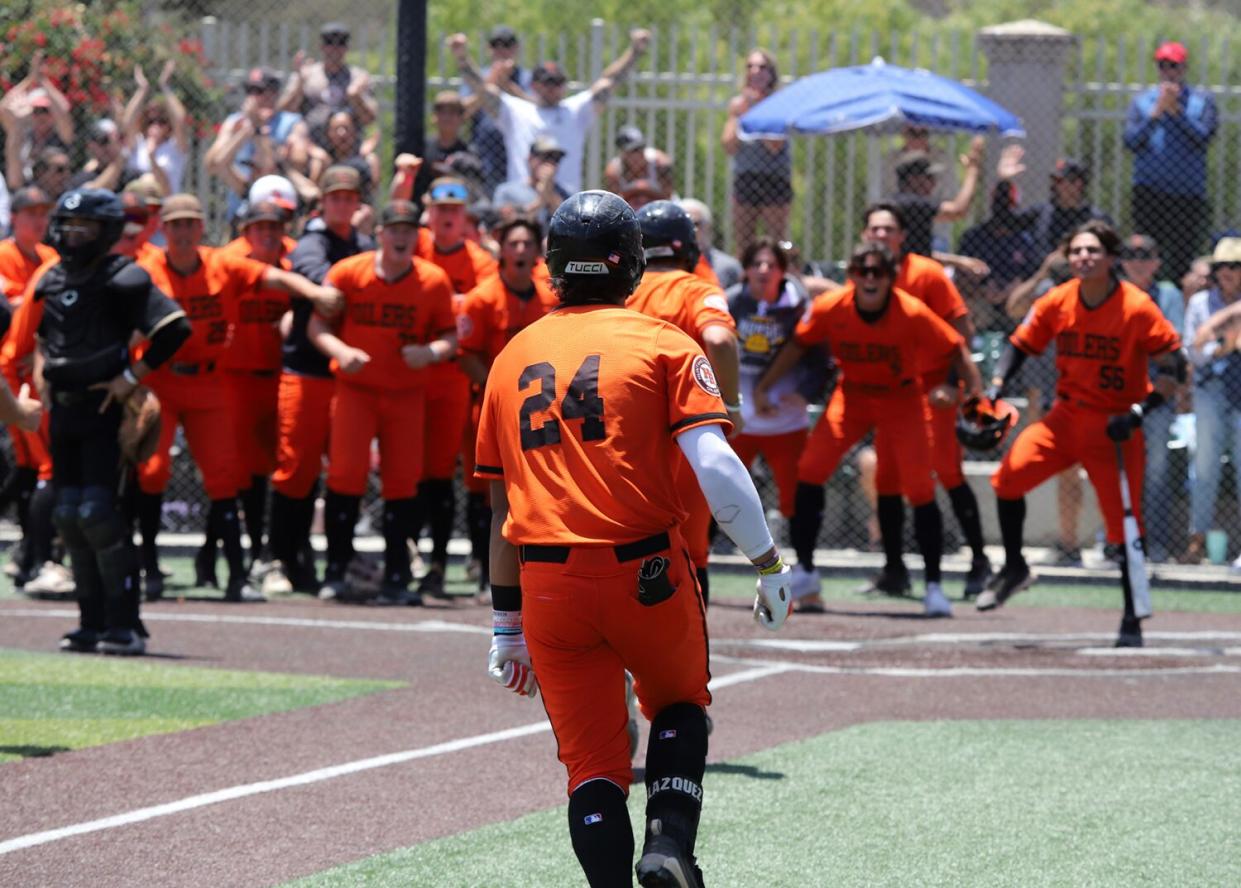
xmin=1154 ymin=42 xmax=1187 ymax=65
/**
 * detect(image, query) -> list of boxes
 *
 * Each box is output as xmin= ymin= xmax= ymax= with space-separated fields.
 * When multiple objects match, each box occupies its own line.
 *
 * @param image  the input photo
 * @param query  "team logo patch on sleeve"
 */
xmin=691 ymin=355 xmax=721 ymax=396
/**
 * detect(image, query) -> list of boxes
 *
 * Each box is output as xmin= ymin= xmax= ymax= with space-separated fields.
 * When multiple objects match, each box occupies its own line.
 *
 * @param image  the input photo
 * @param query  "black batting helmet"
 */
xmin=546 ymin=190 xmax=645 ymax=298
xmin=956 ymin=397 xmax=1019 ymax=451
xmin=636 ymin=200 xmax=700 ymax=270
xmin=49 ymin=188 xmax=125 ymax=271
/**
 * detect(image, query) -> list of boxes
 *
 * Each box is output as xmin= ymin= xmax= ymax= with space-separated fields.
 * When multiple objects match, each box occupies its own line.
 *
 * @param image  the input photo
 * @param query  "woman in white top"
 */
xmin=121 ymin=61 xmax=188 ymax=195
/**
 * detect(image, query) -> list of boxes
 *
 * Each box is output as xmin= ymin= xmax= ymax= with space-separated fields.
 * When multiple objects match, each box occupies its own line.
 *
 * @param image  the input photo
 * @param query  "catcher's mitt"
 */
xmin=119 ymin=386 xmax=162 ymax=464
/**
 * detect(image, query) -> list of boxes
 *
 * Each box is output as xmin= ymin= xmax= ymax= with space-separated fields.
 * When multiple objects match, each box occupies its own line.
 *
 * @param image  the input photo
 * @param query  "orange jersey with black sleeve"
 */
xmin=794 ymin=284 xmax=963 ymax=393
xmin=626 ymin=269 xmax=736 ymax=349
xmin=0 ymin=240 xmax=57 ymax=307
xmin=1011 ymin=278 xmax=1181 ymax=413
xmin=896 ymin=252 xmax=969 ymax=387
xmin=0 ymin=260 xmax=54 ymax=390
xmin=324 ymin=251 xmax=455 ymax=390
xmin=458 ymin=273 xmax=559 ymax=366
xmin=217 ymin=235 xmax=297 ymax=372
xmin=137 ymin=247 xmax=267 ymax=364
xmin=475 ymin=304 xmax=732 ymax=545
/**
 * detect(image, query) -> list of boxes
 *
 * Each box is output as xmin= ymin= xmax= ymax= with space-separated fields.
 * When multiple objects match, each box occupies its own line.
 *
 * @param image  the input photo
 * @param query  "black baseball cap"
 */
xmin=243 ymin=200 xmax=292 ymax=227
xmin=380 ymin=200 xmax=420 ymax=226
xmin=488 ymin=25 xmax=518 ymax=46
xmin=1051 ymin=158 xmax=1089 ymax=181
xmin=616 ymin=126 xmax=646 ymax=152
xmin=11 ymin=185 xmax=52 ymax=212
xmin=532 ymin=61 xmax=567 ymax=86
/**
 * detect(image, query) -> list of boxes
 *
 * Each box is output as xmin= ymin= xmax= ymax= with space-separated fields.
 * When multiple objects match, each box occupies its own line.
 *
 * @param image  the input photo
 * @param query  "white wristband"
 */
xmin=123 ymin=368 xmax=140 ymax=386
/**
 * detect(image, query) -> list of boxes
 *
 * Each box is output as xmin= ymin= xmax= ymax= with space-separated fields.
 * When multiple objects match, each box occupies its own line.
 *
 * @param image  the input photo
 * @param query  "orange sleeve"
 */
xmin=687 ymin=282 xmax=736 ymax=337
xmin=693 ymin=254 xmax=721 ymax=287
xmin=474 ymin=378 xmax=504 ymax=479
xmin=658 ymin=325 xmax=732 ymax=437
xmin=920 ymin=270 xmax=968 ymax=322
xmin=457 ymin=281 xmax=492 ymax=355
xmin=793 ymin=289 xmax=839 ymax=347
xmin=0 ymin=268 xmax=48 ymax=388
xmin=1010 ymin=289 xmax=1059 ymax=356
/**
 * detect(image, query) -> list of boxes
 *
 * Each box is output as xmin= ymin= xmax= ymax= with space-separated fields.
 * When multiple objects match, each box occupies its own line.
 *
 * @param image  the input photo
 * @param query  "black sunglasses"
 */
xmin=1158 ymin=60 xmax=1183 ymax=70
xmin=850 ymin=265 xmax=889 ymax=278
xmin=322 ymin=35 xmax=349 ymax=46
xmin=489 ymin=37 xmax=518 ymax=49
xmin=1216 ymin=262 xmax=1241 ymax=271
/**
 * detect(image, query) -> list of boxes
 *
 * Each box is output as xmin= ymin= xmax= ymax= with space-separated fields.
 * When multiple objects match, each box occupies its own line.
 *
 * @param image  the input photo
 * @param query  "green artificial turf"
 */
xmin=0 ymin=650 xmax=399 ymax=763
xmin=285 ymin=719 xmax=1241 ymax=887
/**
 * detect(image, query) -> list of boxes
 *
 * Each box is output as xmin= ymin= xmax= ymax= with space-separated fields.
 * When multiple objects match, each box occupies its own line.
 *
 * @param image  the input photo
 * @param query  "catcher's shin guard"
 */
xmin=76 ymin=487 xmax=140 ymax=630
xmin=53 ymin=489 xmax=105 ymax=630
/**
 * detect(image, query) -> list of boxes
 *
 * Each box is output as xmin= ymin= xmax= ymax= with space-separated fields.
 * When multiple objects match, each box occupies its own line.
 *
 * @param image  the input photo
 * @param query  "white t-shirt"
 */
xmin=127 ymin=137 xmax=187 ymax=193
xmin=496 ymin=90 xmax=597 ymax=194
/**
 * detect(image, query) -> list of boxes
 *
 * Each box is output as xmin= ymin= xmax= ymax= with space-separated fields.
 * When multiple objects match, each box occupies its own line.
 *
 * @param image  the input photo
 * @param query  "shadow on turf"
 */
xmin=1 ymin=745 xmax=70 ymax=758
xmin=630 ymin=763 xmax=786 ymax=785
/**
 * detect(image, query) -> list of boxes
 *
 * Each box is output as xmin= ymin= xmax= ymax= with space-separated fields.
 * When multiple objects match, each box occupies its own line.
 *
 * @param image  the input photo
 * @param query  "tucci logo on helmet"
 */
xmin=564 ymin=260 xmax=609 ymax=274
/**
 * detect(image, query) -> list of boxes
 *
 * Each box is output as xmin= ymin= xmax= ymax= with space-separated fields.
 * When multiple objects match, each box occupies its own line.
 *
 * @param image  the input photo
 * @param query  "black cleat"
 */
xmin=59 ymin=627 xmax=100 ymax=653
xmin=97 ymin=627 xmax=146 ymax=656
xmin=143 ymin=570 xmax=164 ymax=602
xmin=1115 ymin=616 xmax=1143 ymax=648
xmin=975 ymin=562 xmax=1031 ymax=611
xmin=963 ymin=556 xmax=991 ymax=599
xmin=636 ymin=834 xmax=703 ymax=888
xmin=866 ymin=564 xmax=912 ymax=597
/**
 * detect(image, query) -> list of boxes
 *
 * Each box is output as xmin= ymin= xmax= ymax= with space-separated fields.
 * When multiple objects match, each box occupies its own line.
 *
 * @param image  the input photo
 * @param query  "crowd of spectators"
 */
xmin=3 ymin=25 xmax=1241 ymax=575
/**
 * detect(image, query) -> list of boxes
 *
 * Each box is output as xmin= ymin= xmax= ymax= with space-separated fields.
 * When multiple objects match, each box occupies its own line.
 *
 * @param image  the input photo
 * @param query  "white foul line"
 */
xmin=712 ymin=652 xmax=1241 ymax=678
xmin=0 ymin=663 xmax=789 ymax=857
xmin=0 ymin=608 xmax=492 ymax=635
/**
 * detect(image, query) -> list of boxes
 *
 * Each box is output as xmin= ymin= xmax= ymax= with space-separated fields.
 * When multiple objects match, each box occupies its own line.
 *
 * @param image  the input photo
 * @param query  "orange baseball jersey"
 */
xmin=324 ymin=251 xmax=455 ymax=390
xmin=626 ymin=268 xmax=736 ymax=348
xmin=415 ymin=237 xmax=498 ymax=296
xmin=133 ymin=241 xmax=162 ymax=266
xmin=0 ymin=239 xmax=57 ymax=306
xmin=1011 ymin=278 xmax=1181 ymax=413
xmin=217 ymin=235 xmax=296 ymax=372
xmin=693 ymin=254 xmax=721 ymax=287
xmin=794 ymin=284 xmax=963 ymax=392
xmin=475 ymin=304 xmax=731 ymax=545
xmin=896 ymin=252 xmax=969 ymax=386
xmin=0 ymin=261 xmax=54 ymax=390
xmin=137 ymin=247 xmax=268 ymax=365
xmin=458 ymin=273 xmax=559 ymax=366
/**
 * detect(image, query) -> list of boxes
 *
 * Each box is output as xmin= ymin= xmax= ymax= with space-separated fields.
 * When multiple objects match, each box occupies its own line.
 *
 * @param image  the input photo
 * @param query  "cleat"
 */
xmin=143 ymin=570 xmax=164 ymax=603
xmin=1048 ymin=542 xmax=1083 ymax=567
xmin=318 ymin=579 xmax=348 ymax=602
xmin=1115 ymin=616 xmax=1144 ymax=648
xmin=636 ymin=834 xmax=703 ymax=888
xmin=963 ymin=555 xmax=991 ymax=599
xmin=23 ymin=561 xmax=76 ymax=597
xmin=375 ymin=581 xmax=410 ymax=606
xmin=975 ymin=562 xmax=1032 ymax=611
xmin=59 ymin=627 xmax=100 ymax=653
xmin=923 ymin=581 xmax=953 ymax=618
xmin=260 ymin=562 xmax=295 ymax=597
xmin=96 ymin=628 xmax=145 ymax=656
xmin=417 ymin=564 xmax=449 ymax=599
xmin=224 ymin=578 xmax=266 ymax=603
xmin=861 ymin=564 xmax=911 ymax=597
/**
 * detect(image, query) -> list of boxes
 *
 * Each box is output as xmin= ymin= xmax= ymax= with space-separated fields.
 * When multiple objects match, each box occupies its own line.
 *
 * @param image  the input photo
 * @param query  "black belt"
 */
xmin=169 ymin=361 xmax=216 ymax=376
xmin=52 ymin=389 xmax=99 ymax=407
xmin=520 ymin=531 xmax=671 ymax=565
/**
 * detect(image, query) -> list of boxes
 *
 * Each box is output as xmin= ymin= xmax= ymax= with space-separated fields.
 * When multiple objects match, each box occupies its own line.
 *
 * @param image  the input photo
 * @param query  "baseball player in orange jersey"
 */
xmin=756 ymin=241 xmax=982 ymax=617
xmin=412 ymin=177 xmax=498 ymax=597
xmin=627 ymin=201 xmax=742 ymax=605
xmin=0 ymin=186 xmax=57 ymax=587
xmin=861 ymin=202 xmax=992 ymax=599
xmin=200 ymin=201 xmax=302 ymax=576
xmin=982 ymin=221 xmax=1184 ymax=646
xmin=458 ymin=217 xmax=558 ymax=594
xmin=477 ymin=192 xmax=791 ymax=888
xmin=135 ymin=193 xmax=343 ymax=602
xmin=309 ymin=200 xmax=457 ymax=605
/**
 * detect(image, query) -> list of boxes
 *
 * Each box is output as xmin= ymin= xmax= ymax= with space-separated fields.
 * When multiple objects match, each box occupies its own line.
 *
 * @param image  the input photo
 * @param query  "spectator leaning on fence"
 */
xmin=120 ymin=61 xmax=189 ymax=195
xmin=1119 ymin=234 xmax=1185 ymax=564
xmin=722 ymin=48 xmax=791 ymax=252
xmin=1180 ymin=237 xmax=1241 ymax=566
xmin=281 ymin=22 xmax=378 ymax=135
xmin=1123 ymin=41 xmax=1218 ymax=282
xmin=448 ymin=27 xmax=651 ymax=195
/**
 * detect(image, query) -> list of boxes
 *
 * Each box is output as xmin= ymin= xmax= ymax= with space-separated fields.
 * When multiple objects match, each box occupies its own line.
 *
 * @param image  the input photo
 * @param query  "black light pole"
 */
xmin=394 ymin=0 xmax=428 ymax=160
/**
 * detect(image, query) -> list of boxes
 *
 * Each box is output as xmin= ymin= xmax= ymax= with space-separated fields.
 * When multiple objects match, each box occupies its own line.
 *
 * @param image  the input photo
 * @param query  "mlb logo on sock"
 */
xmin=659 ymin=729 xmax=678 ymax=740
xmin=584 ymin=813 xmax=603 ymax=825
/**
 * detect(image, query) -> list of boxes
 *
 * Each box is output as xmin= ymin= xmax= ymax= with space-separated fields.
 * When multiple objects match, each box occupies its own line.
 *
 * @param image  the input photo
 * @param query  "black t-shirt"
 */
xmin=36 ymin=256 xmax=181 ymax=389
xmin=891 ymin=193 xmax=939 ymax=258
xmin=413 ymin=137 xmax=473 ymax=206
xmin=285 ymin=226 xmax=375 ymax=377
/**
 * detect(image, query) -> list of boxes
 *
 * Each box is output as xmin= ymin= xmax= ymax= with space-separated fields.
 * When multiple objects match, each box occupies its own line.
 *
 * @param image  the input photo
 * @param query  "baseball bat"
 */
xmin=1115 ymin=443 xmax=1151 ymax=619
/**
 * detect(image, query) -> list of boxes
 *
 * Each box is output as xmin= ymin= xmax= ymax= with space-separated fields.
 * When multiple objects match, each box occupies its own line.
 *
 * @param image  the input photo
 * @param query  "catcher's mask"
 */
xmin=956 ymin=396 xmax=1018 ymax=451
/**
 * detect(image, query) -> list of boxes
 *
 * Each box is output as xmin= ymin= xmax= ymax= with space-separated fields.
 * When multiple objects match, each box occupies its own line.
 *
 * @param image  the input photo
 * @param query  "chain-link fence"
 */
xmin=5 ymin=1 xmax=1241 ymax=571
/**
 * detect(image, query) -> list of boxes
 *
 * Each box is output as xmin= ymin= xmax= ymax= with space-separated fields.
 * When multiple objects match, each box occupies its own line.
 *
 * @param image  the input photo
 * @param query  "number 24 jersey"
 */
xmin=475 ymin=304 xmax=731 ymax=546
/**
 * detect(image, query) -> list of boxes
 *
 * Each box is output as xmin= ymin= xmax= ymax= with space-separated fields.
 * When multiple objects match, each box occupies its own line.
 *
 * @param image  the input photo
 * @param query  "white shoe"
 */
xmin=923 ymin=582 xmax=953 ymax=618
xmin=261 ymin=562 xmax=294 ymax=597
xmin=24 ymin=561 xmax=75 ymax=596
xmin=789 ymin=564 xmax=821 ymax=601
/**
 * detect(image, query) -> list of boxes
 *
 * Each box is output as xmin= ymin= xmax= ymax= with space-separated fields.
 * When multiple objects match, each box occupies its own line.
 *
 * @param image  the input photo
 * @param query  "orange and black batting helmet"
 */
xmin=956 ymin=397 xmax=1018 ymax=451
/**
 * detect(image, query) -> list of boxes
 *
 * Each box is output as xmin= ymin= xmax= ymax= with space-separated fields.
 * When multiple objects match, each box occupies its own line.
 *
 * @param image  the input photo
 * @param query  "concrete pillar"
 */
xmin=978 ymin=20 xmax=1077 ymax=204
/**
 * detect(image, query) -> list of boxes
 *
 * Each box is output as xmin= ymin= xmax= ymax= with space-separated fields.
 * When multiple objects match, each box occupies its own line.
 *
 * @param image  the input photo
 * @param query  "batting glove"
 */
xmin=488 ymin=634 xmax=539 ymax=699
xmin=754 ymin=562 xmax=794 ymax=631
xmin=1107 ymin=404 xmax=1144 ymax=442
